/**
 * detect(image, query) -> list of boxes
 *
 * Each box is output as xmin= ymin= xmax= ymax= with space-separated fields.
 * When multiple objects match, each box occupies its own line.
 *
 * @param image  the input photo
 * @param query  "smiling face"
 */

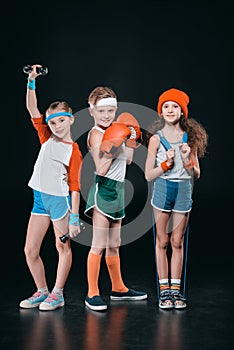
xmin=161 ymin=101 xmax=182 ymax=125
xmin=47 ymin=110 xmax=74 ymax=141
xmin=89 ymin=105 xmax=117 ymax=129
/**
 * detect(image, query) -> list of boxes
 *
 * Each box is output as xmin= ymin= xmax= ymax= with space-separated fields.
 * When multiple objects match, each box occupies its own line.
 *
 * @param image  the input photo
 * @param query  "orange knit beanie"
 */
xmin=157 ymin=88 xmax=190 ymax=118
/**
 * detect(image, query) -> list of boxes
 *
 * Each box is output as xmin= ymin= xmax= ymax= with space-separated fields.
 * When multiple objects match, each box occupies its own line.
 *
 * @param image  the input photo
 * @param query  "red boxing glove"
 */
xmin=117 ymin=112 xmax=142 ymax=148
xmin=100 ymin=122 xmax=131 ymax=155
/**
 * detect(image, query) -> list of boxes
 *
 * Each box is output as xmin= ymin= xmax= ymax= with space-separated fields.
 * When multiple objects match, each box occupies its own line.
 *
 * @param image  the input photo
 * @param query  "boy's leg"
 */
xmin=105 ymin=255 xmax=128 ymax=292
xmin=106 ymin=220 xmax=128 ymax=293
xmin=87 ymin=252 xmax=102 ymax=297
xmin=85 ymin=209 xmax=108 ymax=311
xmin=106 ymin=221 xmax=147 ymax=301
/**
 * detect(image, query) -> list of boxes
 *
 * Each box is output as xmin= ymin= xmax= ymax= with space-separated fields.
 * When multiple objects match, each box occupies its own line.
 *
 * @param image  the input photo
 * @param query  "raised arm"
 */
xmin=26 ymin=64 xmax=42 ymax=119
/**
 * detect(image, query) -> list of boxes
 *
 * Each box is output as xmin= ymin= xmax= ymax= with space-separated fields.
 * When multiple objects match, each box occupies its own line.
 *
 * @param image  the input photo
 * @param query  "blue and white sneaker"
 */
xmin=39 ymin=293 xmax=65 ymax=311
xmin=19 ymin=291 xmax=49 ymax=309
xmin=85 ymin=295 xmax=107 ymax=311
xmin=110 ymin=288 xmax=148 ymax=301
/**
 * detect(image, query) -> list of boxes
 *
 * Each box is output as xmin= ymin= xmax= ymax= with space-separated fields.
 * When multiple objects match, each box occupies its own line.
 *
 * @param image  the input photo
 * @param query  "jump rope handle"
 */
xmin=23 ymin=65 xmax=48 ymax=76
xmin=59 ymin=222 xmax=86 ymax=243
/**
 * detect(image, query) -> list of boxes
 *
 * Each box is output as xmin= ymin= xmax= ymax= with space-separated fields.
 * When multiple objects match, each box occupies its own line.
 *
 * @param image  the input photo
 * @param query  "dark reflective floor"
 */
xmin=2 ymin=286 xmax=233 ymax=350
xmin=1 ymin=226 xmax=234 ymax=350
xmin=3 ymin=0 xmax=233 ymax=347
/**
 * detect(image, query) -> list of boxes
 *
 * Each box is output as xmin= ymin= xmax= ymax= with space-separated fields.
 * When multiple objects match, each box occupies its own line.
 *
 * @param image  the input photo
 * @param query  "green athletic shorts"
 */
xmin=84 ymin=175 xmax=125 ymax=220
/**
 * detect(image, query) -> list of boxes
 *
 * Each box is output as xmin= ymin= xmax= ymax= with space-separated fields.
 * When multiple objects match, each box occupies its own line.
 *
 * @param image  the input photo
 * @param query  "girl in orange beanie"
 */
xmin=145 ymin=88 xmax=208 ymax=309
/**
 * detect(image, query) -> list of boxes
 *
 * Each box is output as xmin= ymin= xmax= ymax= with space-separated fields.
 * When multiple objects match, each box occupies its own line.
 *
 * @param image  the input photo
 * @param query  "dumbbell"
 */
xmin=59 ymin=222 xmax=86 ymax=243
xmin=23 ymin=65 xmax=48 ymax=76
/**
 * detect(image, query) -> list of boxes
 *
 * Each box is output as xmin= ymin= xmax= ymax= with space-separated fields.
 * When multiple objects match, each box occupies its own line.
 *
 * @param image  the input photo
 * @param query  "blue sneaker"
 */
xmin=110 ymin=288 xmax=148 ymax=301
xmin=19 ymin=291 xmax=49 ymax=308
xmin=85 ymin=295 xmax=107 ymax=311
xmin=39 ymin=293 xmax=65 ymax=311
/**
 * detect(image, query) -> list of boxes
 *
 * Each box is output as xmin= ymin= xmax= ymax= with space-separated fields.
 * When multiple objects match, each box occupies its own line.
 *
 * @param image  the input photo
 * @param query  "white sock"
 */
xmin=38 ymin=287 xmax=49 ymax=294
xmin=52 ymin=287 xmax=63 ymax=296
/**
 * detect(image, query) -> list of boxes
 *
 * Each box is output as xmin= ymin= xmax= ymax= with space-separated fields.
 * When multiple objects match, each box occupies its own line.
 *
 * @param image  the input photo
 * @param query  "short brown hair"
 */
xmin=88 ymin=86 xmax=117 ymax=106
xmin=46 ymin=101 xmax=72 ymax=116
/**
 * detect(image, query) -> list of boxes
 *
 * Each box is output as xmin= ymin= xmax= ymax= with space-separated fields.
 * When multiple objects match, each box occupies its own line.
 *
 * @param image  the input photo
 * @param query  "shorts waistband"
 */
xmin=95 ymin=175 xmax=124 ymax=187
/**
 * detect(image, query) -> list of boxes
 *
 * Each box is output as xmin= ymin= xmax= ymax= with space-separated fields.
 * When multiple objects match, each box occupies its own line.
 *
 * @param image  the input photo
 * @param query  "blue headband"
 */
xmin=45 ymin=112 xmax=73 ymax=123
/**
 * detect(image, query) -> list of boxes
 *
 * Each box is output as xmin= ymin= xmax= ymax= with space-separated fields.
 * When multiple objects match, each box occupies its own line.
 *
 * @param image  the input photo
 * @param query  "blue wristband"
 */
xmin=69 ymin=213 xmax=80 ymax=226
xmin=27 ymin=77 xmax=36 ymax=90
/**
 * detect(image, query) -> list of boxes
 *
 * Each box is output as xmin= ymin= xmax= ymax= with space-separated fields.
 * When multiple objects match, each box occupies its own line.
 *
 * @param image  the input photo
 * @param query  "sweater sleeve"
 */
xmin=31 ymin=115 xmax=52 ymax=144
xmin=68 ymin=143 xmax=83 ymax=192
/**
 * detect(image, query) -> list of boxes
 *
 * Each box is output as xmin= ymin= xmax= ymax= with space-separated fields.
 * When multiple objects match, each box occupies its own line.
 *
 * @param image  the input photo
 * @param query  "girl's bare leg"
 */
xmin=170 ymin=212 xmax=189 ymax=279
xmin=24 ymin=214 xmax=50 ymax=289
xmin=52 ymin=214 xmax=72 ymax=289
xmin=153 ymin=208 xmax=170 ymax=279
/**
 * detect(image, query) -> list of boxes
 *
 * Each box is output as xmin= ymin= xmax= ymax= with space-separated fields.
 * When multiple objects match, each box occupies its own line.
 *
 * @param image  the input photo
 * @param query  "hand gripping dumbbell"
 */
xmin=23 ymin=65 xmax=48 ymax=76
xmin=59 ymin=222 xmax=85 ymax=243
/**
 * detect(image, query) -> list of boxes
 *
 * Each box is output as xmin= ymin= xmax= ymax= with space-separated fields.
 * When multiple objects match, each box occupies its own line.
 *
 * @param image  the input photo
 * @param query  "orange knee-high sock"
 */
xmin=87 ymin=252 xmax=102 ymax=298
xmin=105 ymin=255 xmax=128 ymax=292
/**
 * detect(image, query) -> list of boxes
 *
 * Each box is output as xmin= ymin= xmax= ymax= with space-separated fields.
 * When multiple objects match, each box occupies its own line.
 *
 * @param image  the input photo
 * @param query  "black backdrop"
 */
xmin=2 ymin=0 xmax=233 ymax=293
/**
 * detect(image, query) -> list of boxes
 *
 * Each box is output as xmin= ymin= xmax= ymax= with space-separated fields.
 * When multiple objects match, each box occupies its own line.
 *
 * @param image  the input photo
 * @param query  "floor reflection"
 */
xmin=16 ymin=295 xmax=221 ymax=350
xmin=84 ymin=305 xmax=128 ymax=350
xmin=19 ymin=301 xmax=153 ymax=350
xmin=152 ymin=309 xmax=186 ymax=350
xmin=19 ymin=308 xmax=72 ymax=350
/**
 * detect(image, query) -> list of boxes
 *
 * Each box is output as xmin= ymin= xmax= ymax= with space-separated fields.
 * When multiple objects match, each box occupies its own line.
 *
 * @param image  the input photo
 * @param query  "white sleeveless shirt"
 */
xmin=87 ymin=126 xmax=126 ymax=182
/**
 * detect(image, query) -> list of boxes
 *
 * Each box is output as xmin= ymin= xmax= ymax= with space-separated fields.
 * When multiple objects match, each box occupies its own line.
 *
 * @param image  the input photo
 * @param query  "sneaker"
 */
xmin=110 ymin=288 xmax=148 ymax=301
xmin=19 ymin=291 xmax=49 ymax=309
xmin=39 ymin=293 xmax=65 ymax=311
xmin=85 ymin=295 xmax=107 ymax=311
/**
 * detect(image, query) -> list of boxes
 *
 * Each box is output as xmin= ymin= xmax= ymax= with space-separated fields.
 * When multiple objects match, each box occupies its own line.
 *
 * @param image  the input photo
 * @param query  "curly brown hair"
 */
xmin=145 ymin=116 xmax=208 ymax=158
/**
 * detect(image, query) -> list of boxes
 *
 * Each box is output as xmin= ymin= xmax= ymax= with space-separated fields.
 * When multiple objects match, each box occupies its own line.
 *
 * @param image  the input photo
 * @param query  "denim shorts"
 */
xmin=151 ymin=177 xmax=193 ymax=213
xmin=31 ymin=190 xmax=71 ymax=221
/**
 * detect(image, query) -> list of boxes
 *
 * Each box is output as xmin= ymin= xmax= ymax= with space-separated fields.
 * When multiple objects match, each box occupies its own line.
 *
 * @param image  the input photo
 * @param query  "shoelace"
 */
xmin=28 ymin=292 xmax=42 ymax=300
xmin=45 ymin=293 xmax=60 ymax=302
